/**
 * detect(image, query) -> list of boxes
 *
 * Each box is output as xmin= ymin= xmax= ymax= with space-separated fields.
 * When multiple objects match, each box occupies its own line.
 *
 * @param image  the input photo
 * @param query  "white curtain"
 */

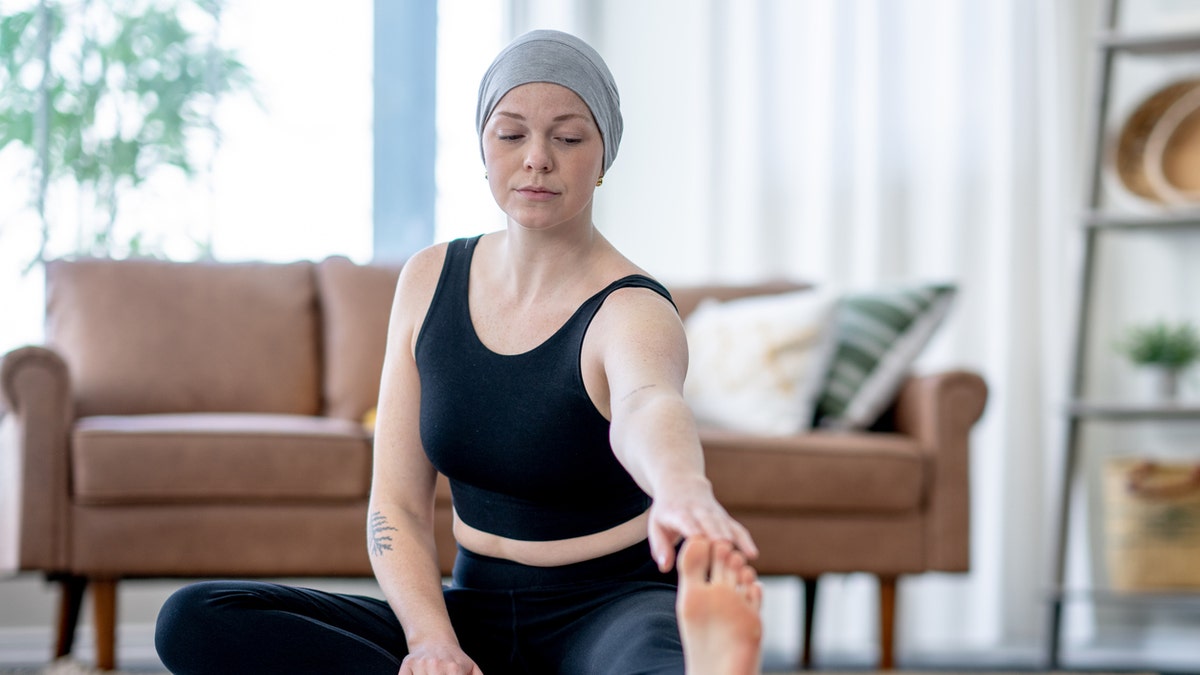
xmin=503 ymin=0 xmax=1096 ymax=660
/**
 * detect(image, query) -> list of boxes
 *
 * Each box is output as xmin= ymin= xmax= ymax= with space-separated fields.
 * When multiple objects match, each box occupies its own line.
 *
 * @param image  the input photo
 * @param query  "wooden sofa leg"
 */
xmin=878 ymin=575 xmax=897 ymax=670
xmin=54 ymin=575 xmax=88 ymax=658
xmin=92 ymin=579 xmax=118 ymax=671
xmin=800 ymin=576 xmax=818 ymax=669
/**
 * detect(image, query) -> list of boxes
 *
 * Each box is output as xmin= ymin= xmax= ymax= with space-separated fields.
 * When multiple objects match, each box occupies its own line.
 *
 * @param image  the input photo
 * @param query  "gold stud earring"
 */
xmin=596 ymin=175 xmax=604 ymax=187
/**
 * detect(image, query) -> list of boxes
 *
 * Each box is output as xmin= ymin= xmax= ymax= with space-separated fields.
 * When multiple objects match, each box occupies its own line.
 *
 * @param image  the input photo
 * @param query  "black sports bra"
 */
xmin=414 ymin=235 xmax=674 ymax=541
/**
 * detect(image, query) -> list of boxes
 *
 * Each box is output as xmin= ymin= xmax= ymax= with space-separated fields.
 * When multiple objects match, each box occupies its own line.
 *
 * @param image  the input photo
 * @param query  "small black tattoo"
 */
xmin=368 ymin=511 xmax=398 ymax=556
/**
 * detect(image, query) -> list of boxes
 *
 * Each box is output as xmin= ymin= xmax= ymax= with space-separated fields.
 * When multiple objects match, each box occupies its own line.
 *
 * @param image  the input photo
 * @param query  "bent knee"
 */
xmin=154 ymin=581 xmax=254 ymax=670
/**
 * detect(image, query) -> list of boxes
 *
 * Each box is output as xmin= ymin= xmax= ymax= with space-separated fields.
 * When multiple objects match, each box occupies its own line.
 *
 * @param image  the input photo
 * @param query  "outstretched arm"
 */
xmin=593 ymin=289 xmax=758 ymax=572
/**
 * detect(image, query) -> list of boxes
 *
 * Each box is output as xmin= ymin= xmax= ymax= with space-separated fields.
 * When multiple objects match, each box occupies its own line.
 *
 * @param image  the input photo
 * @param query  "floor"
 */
xmin=1 ymin=628 xmax=1196 ymax=672
xmin=0 ymin=573 xmax=1196 ymax=674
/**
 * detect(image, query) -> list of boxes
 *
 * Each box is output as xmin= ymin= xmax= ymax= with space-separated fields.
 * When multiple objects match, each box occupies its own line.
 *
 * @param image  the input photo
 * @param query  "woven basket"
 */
xmin=1145 ymin=84 xmax=1200 ymax=206
xmin=1103 ymin=458 xmax=1200 ymax=591
xmin=1114 ymin=79 xmax=1200 ymax=205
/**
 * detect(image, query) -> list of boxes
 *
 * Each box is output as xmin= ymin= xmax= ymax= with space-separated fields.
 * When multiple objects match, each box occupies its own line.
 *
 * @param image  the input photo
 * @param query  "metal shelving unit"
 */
xmin=1046 ymin=1 xmax=1200 ymax=669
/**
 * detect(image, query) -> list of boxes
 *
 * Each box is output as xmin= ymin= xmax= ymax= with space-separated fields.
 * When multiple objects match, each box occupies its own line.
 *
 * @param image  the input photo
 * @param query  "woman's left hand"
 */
xmin=647 ymin=475 xmax=758 ymax=572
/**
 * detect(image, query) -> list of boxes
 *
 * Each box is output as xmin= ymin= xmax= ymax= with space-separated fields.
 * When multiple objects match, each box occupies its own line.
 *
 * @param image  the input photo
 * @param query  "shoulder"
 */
xmin=387 ymin=241 xmax=451 ymax=342
xmin=602 ymin=280 xmax=677 ymax=321
xmin=592 ymin=279 xmax=687 ymax=358
xmin=398 ymin=240 xmax=451 ymax=289
xmin=397 ymin=237 xmax=485 ymax=304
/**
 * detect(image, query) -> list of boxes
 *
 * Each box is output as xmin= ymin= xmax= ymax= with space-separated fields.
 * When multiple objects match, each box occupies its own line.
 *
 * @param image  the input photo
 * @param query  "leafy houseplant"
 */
xmin=1115 ymin=320 xmax=1200 ymax=401
xmin=0 ymin=0 xmax=253 ymax=267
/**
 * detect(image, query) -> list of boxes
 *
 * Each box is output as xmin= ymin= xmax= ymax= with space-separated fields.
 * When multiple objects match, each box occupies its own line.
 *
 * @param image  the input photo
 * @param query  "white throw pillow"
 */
xmin=683 ymin=289 xmax=838 ymax=435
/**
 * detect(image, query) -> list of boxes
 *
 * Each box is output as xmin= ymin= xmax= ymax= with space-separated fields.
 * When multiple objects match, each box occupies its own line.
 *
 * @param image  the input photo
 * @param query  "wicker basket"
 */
xmin=1145 ymin=84 xmax=1200 ymax=206
xmin=1103 ymin=458 xmax=1200 ymax=591
xmin=1114 ymin=79 xmax=1200 ymax=205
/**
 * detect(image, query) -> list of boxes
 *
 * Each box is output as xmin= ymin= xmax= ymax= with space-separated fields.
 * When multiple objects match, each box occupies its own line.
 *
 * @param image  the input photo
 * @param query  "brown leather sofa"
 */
xmin=0 ymin=256 xmax=986 ymax=671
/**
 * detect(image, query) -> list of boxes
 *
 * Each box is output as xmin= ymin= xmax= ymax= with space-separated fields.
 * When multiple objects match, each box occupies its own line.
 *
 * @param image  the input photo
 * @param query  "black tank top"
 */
xmin=415 ymin=235 xmax=674 ymax=541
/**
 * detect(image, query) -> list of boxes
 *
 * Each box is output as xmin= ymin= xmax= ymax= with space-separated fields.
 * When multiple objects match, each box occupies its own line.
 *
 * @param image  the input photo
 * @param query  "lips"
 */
xmin=517 ymin=186 xmax=559 ymax=201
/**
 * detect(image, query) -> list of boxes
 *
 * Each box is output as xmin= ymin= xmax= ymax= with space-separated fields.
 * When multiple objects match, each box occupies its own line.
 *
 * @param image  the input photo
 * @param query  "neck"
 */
xmin=495 ymin=222 xmax=606 ymax=300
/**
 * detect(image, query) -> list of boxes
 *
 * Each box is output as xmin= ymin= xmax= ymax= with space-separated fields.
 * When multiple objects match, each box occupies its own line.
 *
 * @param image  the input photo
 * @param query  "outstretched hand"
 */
xmin=647 ymin=477 xmax=758 ymax=572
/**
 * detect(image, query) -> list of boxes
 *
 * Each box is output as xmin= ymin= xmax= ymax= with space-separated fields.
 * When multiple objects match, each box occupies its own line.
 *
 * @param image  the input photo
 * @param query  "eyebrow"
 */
xmin=494 ymin=111 xmax=591 ymax=122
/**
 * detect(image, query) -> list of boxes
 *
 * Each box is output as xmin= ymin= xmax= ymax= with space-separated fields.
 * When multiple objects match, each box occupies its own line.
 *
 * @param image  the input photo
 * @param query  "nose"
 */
xmin=524 ymin=138 xmax=552 ymax=172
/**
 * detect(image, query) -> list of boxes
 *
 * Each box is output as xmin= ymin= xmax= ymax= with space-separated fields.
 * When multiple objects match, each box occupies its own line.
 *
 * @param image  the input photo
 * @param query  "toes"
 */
xmin=710 ymin=540 xmax=734 ymax=585
xmin=715 ymin=540 xmax=752 ymax=587
xmin=747 ymin=581 xmax=764 ymax=612
xmin=737 ymin=564 xmax=760 ymax=609
xmin=737 ymin=563 xmax=757 ymax=588
xmin=678 ymin=536 xmax=713 ymax=583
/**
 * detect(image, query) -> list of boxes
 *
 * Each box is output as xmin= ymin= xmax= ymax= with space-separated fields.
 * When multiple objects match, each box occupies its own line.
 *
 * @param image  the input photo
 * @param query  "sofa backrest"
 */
xmin=315 ymin=256 xmax=403 ymax=421
xmin=667 ymin=280 xmax=811 ymax=320
xmin=41 ymin=255 xmax=798 ymax=420
xmin=45 ymin=258 xmax=321 ymax=417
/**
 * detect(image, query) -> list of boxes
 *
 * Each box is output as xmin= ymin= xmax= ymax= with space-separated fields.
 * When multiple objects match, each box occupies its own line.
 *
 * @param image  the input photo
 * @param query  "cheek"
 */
xmin=590 ymin=151 xmax=605 ymax=177
xmin=480 ymin=135 xmax=509 ymax=167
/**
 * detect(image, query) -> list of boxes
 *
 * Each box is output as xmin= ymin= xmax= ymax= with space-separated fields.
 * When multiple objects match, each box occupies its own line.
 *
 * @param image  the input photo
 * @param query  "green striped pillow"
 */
xmin=814 ymin=284 xmax=956 ymax=429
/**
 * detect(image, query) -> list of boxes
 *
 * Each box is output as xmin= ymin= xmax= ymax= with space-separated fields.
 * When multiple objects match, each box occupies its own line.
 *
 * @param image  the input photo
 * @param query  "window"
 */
xmin=0 ymin=0 xmax=373 ymax=352
xmin=434 ymin=0 xmax=505 ymax=242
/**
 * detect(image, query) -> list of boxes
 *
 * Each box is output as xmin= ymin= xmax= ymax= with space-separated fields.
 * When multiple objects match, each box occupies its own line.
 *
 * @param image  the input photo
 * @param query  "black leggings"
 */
xmin=154 ymin=540 xmax=683 ymax=674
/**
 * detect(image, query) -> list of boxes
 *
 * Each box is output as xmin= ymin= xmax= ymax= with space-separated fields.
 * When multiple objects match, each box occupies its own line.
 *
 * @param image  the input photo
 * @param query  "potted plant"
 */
xmin=1115 ymin=319 xmax=1200 ymax=402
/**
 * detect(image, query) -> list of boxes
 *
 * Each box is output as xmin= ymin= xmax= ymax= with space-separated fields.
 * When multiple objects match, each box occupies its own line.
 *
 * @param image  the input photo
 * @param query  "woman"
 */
xmin=156 ymin=29 xmax=763 ymax=675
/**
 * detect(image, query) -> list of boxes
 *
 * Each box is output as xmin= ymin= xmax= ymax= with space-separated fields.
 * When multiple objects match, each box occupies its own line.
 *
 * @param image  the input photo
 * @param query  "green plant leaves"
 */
xmin=0 ymin=0 xmax=255 ymax=262
xmin=1116 ymin=321 xmax=1200 ymax=369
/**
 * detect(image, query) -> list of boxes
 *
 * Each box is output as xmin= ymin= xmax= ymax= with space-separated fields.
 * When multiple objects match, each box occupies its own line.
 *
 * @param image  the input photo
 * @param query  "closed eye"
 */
xmin=499 ymin=134 xmax=524 ymax=142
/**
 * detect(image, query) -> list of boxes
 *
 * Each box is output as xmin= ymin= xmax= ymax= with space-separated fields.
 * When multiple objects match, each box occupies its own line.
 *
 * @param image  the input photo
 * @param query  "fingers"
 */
xmin=699 ymin=509 xmax=757 ymax=560
xmin=649 ymin=522 xmax=679 ymax=572
xmin=649 ymin=502 xmax=758 ymax=569
xmin=692 ymin=508 xmax=735 ymax=546
xmin=730 ymin=520 xmax=759 ymax=560
xmin=677 ymin=510 xmax=758 ymax=560
xmin=401 ymin=664 xmax=481 ymax=675
xmin=399 ymin=650 xmax=483 ymax=675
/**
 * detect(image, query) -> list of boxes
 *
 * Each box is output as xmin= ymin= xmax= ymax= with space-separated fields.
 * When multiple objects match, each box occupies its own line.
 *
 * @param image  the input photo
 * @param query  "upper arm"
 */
xmin=369 ymin=244 xmax=447 ymax=518
xmin=588 ymin=288 xmax=690 ymax=423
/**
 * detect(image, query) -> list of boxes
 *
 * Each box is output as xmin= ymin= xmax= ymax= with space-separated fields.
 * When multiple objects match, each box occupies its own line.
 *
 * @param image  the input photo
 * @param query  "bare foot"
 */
xmin=676 ymin=536 xmax=764 ymax=675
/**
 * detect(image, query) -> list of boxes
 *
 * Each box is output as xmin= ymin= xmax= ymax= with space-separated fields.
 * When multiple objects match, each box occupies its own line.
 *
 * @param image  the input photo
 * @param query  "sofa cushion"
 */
xmin=71 ymin=414 xmax=371 ymax=504
xmin=45 ymin=258 xmax=321 ymax=417
xmin=683 ymin=289 xmax=837 ymax=435
xmin=814 ymin=283 xmax=956 ymax=430
xmin=700 ymin=427 xmax=926 ymax=512
xmin=316 ymin=256 xmax=403 ymax=421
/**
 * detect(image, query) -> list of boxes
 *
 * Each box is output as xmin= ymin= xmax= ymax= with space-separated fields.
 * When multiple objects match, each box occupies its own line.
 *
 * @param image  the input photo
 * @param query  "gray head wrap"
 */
xmin=476 ymin=29 xmax=623 ymax=172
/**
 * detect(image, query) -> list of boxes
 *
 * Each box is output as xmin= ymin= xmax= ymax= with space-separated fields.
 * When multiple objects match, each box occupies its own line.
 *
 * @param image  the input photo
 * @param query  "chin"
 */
xmin=508 ymin=211 xmax=568 ymax=232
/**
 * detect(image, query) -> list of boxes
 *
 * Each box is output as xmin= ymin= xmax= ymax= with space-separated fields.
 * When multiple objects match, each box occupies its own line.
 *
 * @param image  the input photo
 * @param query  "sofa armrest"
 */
xmin=891 ymin=369 xmax=988 ymax=572
xmin=1 ymin=345 xmax=75 ymax=571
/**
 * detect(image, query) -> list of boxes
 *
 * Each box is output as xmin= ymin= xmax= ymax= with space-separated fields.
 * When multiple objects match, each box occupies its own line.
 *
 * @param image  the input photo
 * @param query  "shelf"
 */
xmin=1050 ymin=3 xmax=1200 ymax=669
xmin=1099 ymin=30 xmax=1200 ymax=54
xmin=1085 ymin=210 xmax=1200 ymax=230
xmin=1068 ymin=400 xmax=1200 ymax=420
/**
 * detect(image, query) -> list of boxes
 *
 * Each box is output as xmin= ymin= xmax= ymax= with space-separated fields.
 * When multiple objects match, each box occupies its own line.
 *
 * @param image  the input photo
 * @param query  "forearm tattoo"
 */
xmin=368 ymin=511 xmax=398 ymax=557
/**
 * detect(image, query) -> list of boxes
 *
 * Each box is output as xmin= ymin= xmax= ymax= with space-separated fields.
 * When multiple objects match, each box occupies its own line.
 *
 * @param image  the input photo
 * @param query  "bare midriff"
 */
xmin=452 ymin=508 xmax=651 ymax=567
